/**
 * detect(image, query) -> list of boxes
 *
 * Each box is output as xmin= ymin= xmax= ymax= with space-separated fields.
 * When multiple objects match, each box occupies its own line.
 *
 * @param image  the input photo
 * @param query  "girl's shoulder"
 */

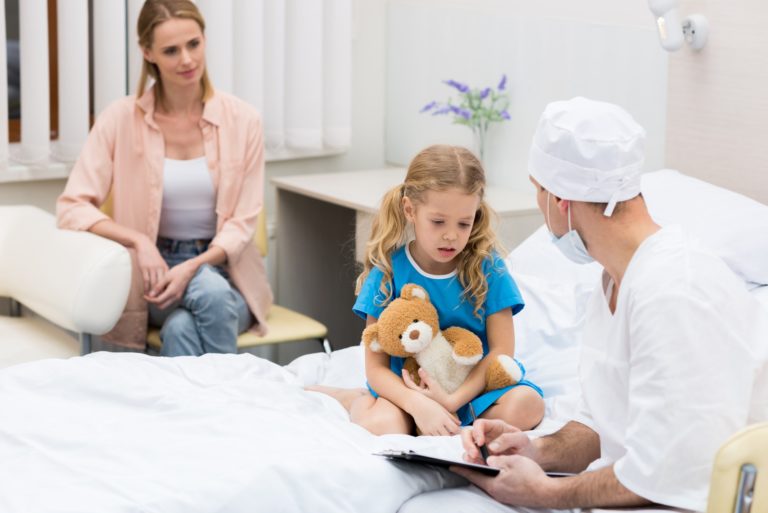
xmin=481 ymin=250 xmax=510 ymax=273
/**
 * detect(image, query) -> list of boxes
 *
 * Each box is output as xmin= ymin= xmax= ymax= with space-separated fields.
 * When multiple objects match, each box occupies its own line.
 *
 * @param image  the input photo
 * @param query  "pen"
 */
xmin=468 ymin=402 xmax=490 ymax=463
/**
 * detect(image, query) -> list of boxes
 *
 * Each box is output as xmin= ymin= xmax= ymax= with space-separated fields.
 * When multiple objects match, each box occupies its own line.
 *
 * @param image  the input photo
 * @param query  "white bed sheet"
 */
xmin=0 ymin=352 xmax=465 ymax=513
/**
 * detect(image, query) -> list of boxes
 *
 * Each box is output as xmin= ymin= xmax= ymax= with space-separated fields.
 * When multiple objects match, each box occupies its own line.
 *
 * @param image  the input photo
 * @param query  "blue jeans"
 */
xmin=148 ymin=238 xmax=253 ymax=357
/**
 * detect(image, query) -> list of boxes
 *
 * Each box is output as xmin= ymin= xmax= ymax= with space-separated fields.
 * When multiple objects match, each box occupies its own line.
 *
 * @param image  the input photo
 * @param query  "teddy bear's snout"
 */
xmin=401 ymin=321 xmax=432 ymax=353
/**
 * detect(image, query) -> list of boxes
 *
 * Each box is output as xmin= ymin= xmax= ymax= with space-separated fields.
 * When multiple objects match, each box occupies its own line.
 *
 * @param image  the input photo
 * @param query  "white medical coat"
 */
xmin=576 ymin=225 xmax=768 ymax=512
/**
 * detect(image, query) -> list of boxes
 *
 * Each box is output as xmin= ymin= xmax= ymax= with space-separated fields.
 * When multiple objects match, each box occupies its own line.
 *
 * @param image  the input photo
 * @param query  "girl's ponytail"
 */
xmin=355 ymin=183 xmax=408 ymax=305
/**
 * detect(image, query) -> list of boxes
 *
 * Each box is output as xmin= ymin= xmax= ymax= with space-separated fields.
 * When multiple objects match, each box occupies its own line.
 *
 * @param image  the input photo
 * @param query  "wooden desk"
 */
xmin=270 ymin=168 xmax=542 ymax=364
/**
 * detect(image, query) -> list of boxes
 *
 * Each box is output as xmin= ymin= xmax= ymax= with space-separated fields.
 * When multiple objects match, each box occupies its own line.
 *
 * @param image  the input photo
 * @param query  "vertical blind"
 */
xmin=0 ymin=0 xmax=351 ymax=169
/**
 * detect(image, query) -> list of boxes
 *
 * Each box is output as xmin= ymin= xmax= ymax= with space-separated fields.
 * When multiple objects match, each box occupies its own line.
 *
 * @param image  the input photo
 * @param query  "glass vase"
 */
xmin=473 ymin=127 xmax=487 ymax=163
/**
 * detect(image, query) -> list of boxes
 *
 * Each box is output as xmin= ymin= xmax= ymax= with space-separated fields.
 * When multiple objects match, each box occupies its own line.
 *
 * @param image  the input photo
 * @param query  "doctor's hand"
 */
xmin=402 ymin=367 xmax=455 ymax=411
xmin=461 ymin=419 xmax=538 ymax=465
xmin=409 ymin=394 xmax=461 ymax=436
xmin=450 ymin=454 xmax=554 ymax=508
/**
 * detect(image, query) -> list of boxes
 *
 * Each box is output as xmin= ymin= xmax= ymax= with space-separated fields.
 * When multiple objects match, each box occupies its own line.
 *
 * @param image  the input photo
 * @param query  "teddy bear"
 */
xmin=362 ymin=283 xmax=523 ymax=396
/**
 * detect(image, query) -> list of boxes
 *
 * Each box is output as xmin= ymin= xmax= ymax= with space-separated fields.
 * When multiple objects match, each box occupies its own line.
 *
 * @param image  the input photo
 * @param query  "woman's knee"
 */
xmin=186 ymin=265 xmax=237 ymax=314
xmin=160 ymin=309 xmax=202 ymax=356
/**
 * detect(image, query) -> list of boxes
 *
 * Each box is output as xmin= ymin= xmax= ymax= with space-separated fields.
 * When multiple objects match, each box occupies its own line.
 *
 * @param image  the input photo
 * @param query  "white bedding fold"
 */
xmin=0 ymin=352 xmax=462 ymax=513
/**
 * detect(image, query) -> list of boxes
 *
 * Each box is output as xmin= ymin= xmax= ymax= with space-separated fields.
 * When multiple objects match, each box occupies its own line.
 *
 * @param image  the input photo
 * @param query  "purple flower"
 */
xmin=444 ymin=79 xmax=469 ymax=93
xmin=498 ymin=74 xmax=507 ymax=91
xmin=420 ymin=101 xmax=437 ymax=113
xmin=421 ymin=75 xmax=511 ymax=133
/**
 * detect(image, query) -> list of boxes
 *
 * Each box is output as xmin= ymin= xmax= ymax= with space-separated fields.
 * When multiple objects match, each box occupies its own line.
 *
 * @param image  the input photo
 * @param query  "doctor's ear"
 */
xmin=554 ymin=197 xmax=570 ymax=215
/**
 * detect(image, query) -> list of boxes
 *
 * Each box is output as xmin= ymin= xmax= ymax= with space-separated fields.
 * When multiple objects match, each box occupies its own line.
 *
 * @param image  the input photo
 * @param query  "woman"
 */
xmin=57 ymin=0 xmax=272 ymax=356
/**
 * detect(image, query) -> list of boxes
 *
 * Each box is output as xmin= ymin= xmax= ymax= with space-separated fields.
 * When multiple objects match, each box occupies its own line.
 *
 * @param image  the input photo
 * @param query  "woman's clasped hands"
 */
xmin=135 ymin=235 xmax=197 ymax=310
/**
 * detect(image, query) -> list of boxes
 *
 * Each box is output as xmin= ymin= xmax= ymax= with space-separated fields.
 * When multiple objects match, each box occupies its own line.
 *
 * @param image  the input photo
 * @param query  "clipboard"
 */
xmin=374 ymin=449 xmax=500 ymax=476
xmin=374 ymin=449 xmax=577 ymax=478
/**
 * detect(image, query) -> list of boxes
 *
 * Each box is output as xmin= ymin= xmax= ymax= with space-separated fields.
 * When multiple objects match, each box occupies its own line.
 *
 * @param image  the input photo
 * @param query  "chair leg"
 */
xmin=80 ymin=333 xmax=93 ymax=355
xmin=319 ymin=338 xmax=333 ymax=356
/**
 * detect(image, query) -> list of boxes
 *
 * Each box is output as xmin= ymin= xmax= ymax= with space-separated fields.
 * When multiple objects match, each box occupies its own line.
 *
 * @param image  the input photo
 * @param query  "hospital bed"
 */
xmin=0 ymin=170 xmax=766 ymax=513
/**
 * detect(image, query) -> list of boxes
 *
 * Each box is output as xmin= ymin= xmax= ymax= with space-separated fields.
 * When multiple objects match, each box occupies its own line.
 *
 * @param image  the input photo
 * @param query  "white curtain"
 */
xmin=0 ymin=0 xmax=8 ymax=169
xmin=14 ymin=0 xmax=50 ymax=164
xmin=196 ymin=0 xmax=234 ymax=94
xmin=263 ymin=0 xmax=286 ymax=150
xmin=233 ymin=0 xmax=265 ymax=115
xmin=1 ymin=0 xmax=351 ymax=169
xmin=92 ymin=0 xmax=126 ymax=116
xmin=54 ymin=0 xmax=90 ymax=162
xmin=323 ymin=0 xmax=351 ymax=149
xmin=284 ymin=0 xmax=323 ymax=150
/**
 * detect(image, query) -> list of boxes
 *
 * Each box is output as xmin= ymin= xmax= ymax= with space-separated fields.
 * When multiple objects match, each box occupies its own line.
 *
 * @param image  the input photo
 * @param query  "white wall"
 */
xmin=666 ymin=0 xmax=768 ymax=205
xmin=386 ymin=0 xmax=668 ymax=194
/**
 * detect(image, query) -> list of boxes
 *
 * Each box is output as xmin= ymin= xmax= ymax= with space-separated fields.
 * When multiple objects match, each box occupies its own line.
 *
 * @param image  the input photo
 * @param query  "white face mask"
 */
xmin=546 ymin=192 xmax=594 ymax=265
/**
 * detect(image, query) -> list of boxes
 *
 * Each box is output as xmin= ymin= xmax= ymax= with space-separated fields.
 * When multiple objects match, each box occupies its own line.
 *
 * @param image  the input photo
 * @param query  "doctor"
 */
xmin=400 ymin=97 xmax=768 ymax=512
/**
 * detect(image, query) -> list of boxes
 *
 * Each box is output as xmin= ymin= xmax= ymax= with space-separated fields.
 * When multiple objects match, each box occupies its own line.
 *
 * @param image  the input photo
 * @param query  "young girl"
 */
xmin=313 ymin=145 xmax=544 ymax=436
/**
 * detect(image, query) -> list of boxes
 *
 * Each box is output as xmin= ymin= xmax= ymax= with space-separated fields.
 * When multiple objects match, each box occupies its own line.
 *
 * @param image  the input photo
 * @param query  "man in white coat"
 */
xmin=400 ymin=97 xmax=768 ymax=513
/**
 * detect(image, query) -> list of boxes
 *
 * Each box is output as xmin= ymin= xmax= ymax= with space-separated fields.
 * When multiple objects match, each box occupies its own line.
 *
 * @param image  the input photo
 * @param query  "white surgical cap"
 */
xmin=528 ymin=97 xmax=646 ymax=216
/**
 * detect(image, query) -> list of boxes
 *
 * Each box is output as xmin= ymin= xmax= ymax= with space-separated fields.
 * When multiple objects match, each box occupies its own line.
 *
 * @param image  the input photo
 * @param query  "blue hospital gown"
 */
xmin=353 ymin=244 xmax=542 ymax=426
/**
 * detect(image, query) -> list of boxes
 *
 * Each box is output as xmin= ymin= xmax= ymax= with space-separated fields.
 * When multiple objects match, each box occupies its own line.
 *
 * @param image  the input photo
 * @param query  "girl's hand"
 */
xmin=410 ymin=394 xmax=461 ymax=436
xmin=134 ymin=236 xmax=169 ymax=295
xmin=402 ymin=367 xmax=457 ymax=412
xmin=144 ymin=260 xmax=198 ymax=310
xmin=461 ymin=418 xmax=537 ymax=465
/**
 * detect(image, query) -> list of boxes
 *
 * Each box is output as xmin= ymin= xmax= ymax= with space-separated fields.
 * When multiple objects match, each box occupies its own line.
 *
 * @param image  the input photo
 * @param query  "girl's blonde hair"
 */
xmin=136 ymin=0 xmax=214 ymax=109
xmin=357 ymin=144 xmax=501 ymax=318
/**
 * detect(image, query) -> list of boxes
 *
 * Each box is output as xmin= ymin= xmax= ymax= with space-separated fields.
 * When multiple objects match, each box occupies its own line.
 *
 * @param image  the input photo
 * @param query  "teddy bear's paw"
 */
xmin=451 ymin=351 xmax=482 ymax=366
xmin=497 ymin=354 xmax=524 ymax=382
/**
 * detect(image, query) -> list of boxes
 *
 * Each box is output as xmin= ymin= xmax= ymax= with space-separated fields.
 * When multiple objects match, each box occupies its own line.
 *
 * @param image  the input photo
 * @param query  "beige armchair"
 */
xmin=0 ymin=205 xmax=131 ymax=369
xmin=707 ymin=421 xmax=768 ymax=513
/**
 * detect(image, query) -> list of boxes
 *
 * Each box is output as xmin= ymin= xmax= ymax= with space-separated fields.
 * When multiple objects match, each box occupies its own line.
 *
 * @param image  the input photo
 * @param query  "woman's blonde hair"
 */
xmin=136 ymin=0 xmax=213 ymax=108
xmin=357 ymin=144 xmax=502 ymax=318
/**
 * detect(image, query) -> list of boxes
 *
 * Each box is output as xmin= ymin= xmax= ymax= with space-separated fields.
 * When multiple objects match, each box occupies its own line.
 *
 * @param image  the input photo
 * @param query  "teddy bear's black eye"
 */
xmin=398 ymin=334 xmax=402 ymax=339
xmin=413 ymin=319 xmax=418 ymax=323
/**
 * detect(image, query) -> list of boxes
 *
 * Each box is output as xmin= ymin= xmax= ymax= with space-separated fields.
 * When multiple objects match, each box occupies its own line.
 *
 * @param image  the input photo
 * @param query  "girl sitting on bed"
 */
xmin=310 ymin=145 xmax=544 ymax=436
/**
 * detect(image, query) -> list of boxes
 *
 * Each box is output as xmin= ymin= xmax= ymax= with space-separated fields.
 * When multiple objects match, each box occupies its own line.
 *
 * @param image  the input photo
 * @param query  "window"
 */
xmin=5 ymin=0 xmax=59 ymax=142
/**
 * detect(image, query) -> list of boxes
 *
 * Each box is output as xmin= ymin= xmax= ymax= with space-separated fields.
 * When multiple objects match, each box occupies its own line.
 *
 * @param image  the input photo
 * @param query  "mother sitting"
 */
xmin=57 ymin=0 xmax=272 ymax=356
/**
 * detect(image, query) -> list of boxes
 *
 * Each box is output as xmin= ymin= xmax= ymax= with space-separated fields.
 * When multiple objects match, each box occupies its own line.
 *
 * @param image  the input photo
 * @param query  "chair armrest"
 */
xmin=0 ymin=205 xmax=131 ymax=335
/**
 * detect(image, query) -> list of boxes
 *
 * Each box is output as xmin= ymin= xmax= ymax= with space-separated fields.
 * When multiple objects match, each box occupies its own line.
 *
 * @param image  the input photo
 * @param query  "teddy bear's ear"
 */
xmin=362 ymin=324 xmax=382 ymax=352
xmin=401 ymin=283 xmax=429 ymax=302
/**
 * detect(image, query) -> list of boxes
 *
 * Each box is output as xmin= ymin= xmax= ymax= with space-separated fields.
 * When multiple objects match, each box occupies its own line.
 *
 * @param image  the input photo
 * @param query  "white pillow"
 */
xmin=505 ymin=227 xmax=601 ymax=399
xmin=642 ymin=169 xmax=768 ymax=285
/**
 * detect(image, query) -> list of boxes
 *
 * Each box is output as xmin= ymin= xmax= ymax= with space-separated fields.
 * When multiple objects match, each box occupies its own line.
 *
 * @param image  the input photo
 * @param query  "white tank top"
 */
xmin=157 ymin=157 xmax=217 ymax=240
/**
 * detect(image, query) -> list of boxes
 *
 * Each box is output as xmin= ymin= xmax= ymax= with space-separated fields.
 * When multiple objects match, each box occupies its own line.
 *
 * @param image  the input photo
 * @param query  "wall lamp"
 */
xmin=648 ymin=0 xmax=709 ymax=51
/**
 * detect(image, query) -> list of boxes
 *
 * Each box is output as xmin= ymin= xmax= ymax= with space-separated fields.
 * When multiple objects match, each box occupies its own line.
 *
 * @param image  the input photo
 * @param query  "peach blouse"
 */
xmin=57 ymin=87 xmax=273 ymax=350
